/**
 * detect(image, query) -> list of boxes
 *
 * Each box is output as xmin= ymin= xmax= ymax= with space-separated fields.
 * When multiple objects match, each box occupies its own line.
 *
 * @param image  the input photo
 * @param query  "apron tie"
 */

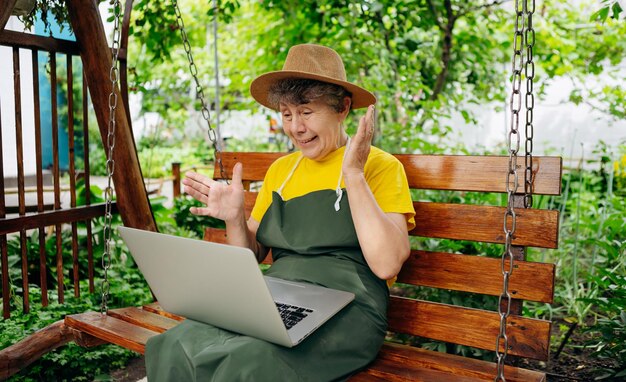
xmin=334 ymin=137 xmax=351 ymax=212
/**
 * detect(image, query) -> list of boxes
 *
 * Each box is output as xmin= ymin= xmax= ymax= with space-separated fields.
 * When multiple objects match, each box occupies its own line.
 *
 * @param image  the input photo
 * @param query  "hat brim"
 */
xmin=250 ymin=70 xmax=376 ymax=111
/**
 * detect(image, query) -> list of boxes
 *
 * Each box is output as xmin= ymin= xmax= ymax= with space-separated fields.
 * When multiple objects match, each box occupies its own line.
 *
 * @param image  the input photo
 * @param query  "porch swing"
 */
xmin=1 ymin=0 xmax=562 ymax=380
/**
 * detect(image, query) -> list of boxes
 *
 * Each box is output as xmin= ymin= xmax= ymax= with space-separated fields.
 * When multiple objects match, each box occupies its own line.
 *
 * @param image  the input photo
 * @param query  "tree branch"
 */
xmin=457 ymin=0 xmax=512 ymax=19
xmin=430 ymin=0 xmax=456 ymax=100
xmin=425 ymin=0 xmax=444 ymax=30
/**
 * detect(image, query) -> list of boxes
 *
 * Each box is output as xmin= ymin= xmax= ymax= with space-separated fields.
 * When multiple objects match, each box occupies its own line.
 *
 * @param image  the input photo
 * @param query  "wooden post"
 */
xmin=0 ymin=320 xmax=75 ymax=379
xmin=119 ymin=0 xmax=134 ymax=125
xmin=66 ymin=0 xmax=157 ymax=232
xmin=0 ymin=0 xmax=18 ymax=32
xmin=172 ymin=162 xmax=181 ymax=199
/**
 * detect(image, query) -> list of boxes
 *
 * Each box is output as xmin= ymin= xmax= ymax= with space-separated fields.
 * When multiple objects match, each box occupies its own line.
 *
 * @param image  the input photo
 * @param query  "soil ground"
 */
xmin=108 ymin=356 xmax=146 ymax=382
xmin=520 ymin=318 xmax=620 ymax=382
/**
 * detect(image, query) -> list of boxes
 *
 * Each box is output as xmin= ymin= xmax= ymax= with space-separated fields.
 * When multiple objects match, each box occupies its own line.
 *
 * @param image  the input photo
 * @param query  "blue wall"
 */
xmin=35 ymin=13 xmax=78 ymax=172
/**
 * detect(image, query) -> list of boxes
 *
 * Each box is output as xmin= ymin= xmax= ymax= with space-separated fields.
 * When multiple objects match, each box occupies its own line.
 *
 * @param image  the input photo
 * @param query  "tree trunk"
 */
xmin=66 ymin=0 xmax=156 ymax=232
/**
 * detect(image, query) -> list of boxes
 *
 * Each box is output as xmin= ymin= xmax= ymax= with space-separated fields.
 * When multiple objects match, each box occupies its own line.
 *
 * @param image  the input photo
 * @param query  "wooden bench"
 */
xmin=60 ymin=151 xmax=561 ymax=381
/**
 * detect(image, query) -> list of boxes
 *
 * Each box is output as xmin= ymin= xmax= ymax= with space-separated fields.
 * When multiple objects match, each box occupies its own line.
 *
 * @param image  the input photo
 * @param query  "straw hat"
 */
xmin=250 ymin=44 xmax=376 ymax=110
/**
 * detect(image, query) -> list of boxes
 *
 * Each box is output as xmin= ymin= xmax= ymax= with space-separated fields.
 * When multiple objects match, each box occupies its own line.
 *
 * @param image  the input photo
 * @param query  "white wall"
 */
xmin=1 ymin=17 xmax=36 ymax=178
xmin=442 ymin=72 xmax=626 ymax=164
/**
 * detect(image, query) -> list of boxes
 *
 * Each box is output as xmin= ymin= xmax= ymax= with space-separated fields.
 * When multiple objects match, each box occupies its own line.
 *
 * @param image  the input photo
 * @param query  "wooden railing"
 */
xmin=0 ymin=29 xmax=110 ymax=317
xmin=1 ymin=0 xmax=158 ymax=319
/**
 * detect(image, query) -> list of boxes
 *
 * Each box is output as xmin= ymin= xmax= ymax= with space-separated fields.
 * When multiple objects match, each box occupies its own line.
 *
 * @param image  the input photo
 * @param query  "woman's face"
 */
xmin=279 ymin=97 xmax=350 ymax=161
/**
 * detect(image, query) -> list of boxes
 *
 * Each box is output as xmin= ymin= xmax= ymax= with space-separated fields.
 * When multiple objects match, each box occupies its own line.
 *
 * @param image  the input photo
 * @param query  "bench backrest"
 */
xmin=206 ymin=152 xmax=561 ymax=361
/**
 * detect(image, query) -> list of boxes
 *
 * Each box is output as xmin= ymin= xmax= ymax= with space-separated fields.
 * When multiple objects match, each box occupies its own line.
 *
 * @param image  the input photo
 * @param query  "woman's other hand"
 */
xmin=343 ymin=105 xmax=375 ymax=179
xmin=182 ymin=163 xmax=245 ymax=224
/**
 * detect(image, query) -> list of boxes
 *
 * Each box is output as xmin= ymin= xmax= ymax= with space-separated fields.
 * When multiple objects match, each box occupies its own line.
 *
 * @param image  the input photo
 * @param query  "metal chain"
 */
xmin=171 ymin=0 xmax=226 ymax=180
xmin=495 ymin=0 xmax=525 ymax=379
xmin=523 ymin=0 xmax=536 ymax=208
xmin=101 ymin=0 xmax=123 ymax=314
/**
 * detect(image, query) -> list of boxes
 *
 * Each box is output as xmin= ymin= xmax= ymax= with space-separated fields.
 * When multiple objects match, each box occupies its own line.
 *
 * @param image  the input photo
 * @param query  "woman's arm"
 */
xmin=343 ymin=175 xmax=410 ymax=280
xmin=183 ymin=163 xmax=268 ymax=262
xmin=342 ymin=105 xmax=411 ymax=280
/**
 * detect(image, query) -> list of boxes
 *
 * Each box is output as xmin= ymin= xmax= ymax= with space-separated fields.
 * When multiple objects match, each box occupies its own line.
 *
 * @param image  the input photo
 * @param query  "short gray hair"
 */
xmin=268 ymin=78 xmax=352 ymax=113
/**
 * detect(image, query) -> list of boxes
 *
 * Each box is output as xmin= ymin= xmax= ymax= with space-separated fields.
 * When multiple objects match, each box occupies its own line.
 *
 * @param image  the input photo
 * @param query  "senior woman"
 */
xmin=145 ymin=44 xmax=416 ymax=381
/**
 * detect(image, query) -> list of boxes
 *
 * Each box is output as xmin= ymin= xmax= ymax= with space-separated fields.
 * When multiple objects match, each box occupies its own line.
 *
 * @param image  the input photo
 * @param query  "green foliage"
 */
xmin=19 ymin=1 xmax=76 ymax=33
xmin=0 ymin=181 xmax=154 ymax=380
xmin=580 ymin=269 xmax=626 ymax=380
xmin=0 ymin=228 xmax=152 ymax=381
xmin=543 ymin=143 xmax=626 ymax=322
xmin=591 ymin=0 xmax=624 ymax=22
xmin=124 ymin=0 xmax=626 ymax=154
xmin=138 ymin=143 xmax=212 ymax=178
xmin=522 ymin=142 xmax=626 ymax=376
xmin=1 ymin=288 xmax=140 ymax=382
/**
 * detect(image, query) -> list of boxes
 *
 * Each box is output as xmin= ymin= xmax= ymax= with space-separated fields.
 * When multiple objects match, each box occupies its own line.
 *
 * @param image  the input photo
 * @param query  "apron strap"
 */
xmin=277 ymin=154 xmax=304 ymax=198
xmin=334 ymin=137 xmax=351 ymax=212
xmin=277 ymin=137 xmax=351 ymax=212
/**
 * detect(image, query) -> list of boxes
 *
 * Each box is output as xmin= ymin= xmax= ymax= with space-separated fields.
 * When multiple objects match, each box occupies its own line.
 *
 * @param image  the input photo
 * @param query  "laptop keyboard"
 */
xmin=275 ymin=302 xmax=314 ymax=330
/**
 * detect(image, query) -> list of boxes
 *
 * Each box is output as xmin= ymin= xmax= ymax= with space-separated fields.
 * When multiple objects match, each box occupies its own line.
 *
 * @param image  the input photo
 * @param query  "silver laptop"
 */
xmin=118 ymin=226 xmax=355 ymax=347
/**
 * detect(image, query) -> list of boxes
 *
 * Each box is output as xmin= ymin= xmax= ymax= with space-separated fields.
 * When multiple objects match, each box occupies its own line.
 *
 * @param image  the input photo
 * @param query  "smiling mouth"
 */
xmin=298 ymin=136 xmax=317 ymax=145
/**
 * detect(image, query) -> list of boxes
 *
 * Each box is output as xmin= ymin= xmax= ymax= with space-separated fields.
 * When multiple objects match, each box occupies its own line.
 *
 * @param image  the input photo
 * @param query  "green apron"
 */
xmin=146 ymin=152 xmax=388 ymax=382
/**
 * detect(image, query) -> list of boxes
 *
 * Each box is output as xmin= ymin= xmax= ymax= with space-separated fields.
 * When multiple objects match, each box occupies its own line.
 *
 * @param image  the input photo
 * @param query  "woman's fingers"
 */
xmin=183 ymin=171 xmax=215 ymax=204
xmin=184 ymin=171 xmax=215 ymax=190
xmin=183 ymin=164 xmax=244 ymax=220
xmin=189 ymin=206 xmax=213 ymax=216
xmin=356 ymin=105 xmax=375 ymax=142
xmin=343 ymin=105 xmax=375 ymax=177
xmin=231 ymin=162 xmax=243 ymax=186
xmin=184 ymin=183 xmax=208 ymax=204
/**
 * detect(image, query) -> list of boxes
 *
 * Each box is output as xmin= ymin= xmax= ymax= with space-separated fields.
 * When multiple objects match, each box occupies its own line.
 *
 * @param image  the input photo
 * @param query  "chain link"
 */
xmin=495 ymin=0 xmax=525 ymax=379
xmin=524 ymin=0 xmax=536 ymax=208
xmin=496 ymin=0 xmax=536 ymax=379
xmin=171 ymin=0 xmax=226 ymax=180
xmin=101 ymin=0 xmax=122 ymax=315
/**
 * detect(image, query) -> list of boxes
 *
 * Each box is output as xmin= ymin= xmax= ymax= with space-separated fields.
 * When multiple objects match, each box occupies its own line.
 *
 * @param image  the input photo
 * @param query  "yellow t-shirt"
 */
xmin=251 ymin=146 xmax=415 ymax=288
xmin=251 ymin=145 xmax=416 ymax=230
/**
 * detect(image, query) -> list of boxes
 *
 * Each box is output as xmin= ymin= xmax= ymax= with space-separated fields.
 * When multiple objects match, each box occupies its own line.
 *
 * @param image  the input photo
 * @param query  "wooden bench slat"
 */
xmin=204 ymin=227 xmax=228 ymax=243
xmin=207 ymin=198 xmax=559 ymax=249
xmin=107 ymin=307 xmax=181 ymax=333
xmin=397 ymin=251 xmax=555 ymax=303
xmin=356 ymin=360 xmax=488 ymax=382
xmin=214 ymin=153 xmax=562 ymax=195
xmin=214 ymin=152 xmax=285 ymax=182
xmin=412 ymin=202 xmax=559 ymax=248
xmin=243 ymin=191 xmax=257 ymax=216
xmin=142 ymin=302 xmax=186 ymax=321
xmin=204 ymin=223 xmax=558 ymax=277
xmin=65 ymin=312 xmax=158 ymax=354
xmin=397 ymin=155 xmax=561 ymax=195
xmin=387 ymin=297 xmax=551 ymax=360
xmin=352 ymin=342 xmax=545 ymax=382
xmin=64 ymin=305 xmax=545 ymax=381
xmin=197 ymin=234 xmax=555 ymax=303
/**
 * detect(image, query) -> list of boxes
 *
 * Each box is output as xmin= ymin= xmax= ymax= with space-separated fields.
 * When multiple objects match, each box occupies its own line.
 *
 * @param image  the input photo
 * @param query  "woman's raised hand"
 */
xmin=182 ymin=163 xmax=245 ymax=224
xmin=343 ymin=104 xmax=375 ymax=178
